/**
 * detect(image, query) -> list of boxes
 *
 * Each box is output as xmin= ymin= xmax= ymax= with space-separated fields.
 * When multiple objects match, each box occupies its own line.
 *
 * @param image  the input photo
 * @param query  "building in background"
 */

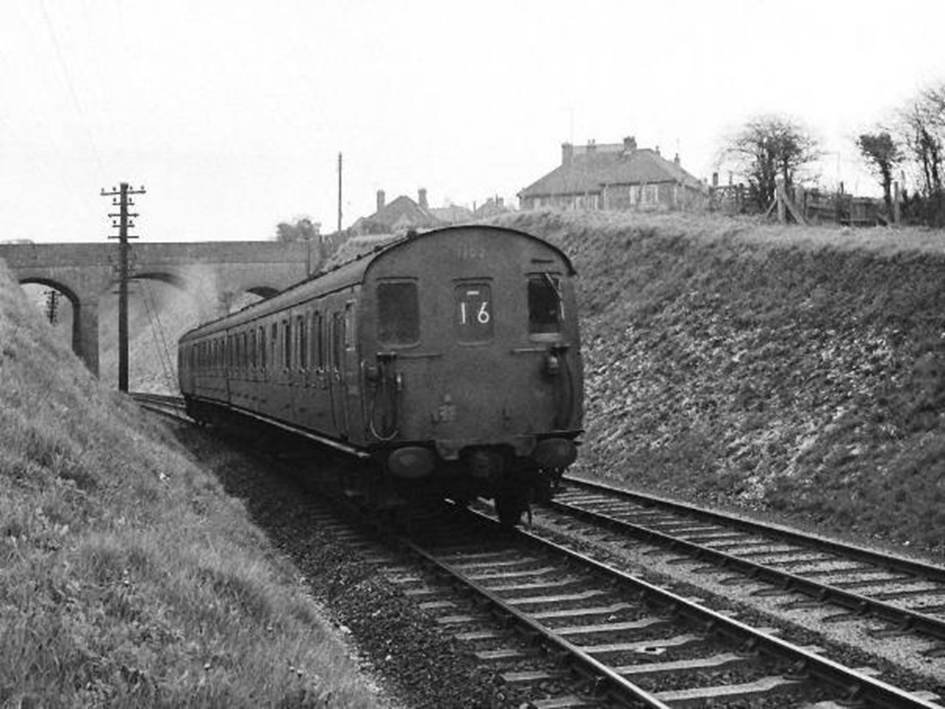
xmin=472 ymin=196 xmax=511 ymax=220
xmin=352 ymin=188 xmax=443 ymax=235
xmin=518 ymin=136 xmax=706 ymax=212
xmin=429 ymin=203 xmax=474 ymax=225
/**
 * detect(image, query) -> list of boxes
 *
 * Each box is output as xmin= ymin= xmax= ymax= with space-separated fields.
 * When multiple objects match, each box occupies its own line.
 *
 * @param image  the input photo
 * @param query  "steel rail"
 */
xmin=562 ymin=475 xmax=945 ymax=585
xmin=549 ymin=490 xmax=945 ymax=644
xmin=488 ymin=509 xmax=941 ymax=709
xmin=131 ymin=392 xmax=189 ymax=420
xmin=402 ymin=535 xmax=672 ymax=709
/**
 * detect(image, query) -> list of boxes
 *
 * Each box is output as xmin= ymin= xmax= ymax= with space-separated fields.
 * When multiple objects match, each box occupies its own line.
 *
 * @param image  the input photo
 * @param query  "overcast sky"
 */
xmin=2 ymin=0 xmax=944 ymax=244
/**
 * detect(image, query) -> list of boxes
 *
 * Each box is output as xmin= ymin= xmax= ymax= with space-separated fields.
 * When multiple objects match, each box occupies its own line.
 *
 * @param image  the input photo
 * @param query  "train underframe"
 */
xmin=183 ymin=395 xmax=577 ymax=526
xmin=372 ymin=440 xmax=577 ymax=526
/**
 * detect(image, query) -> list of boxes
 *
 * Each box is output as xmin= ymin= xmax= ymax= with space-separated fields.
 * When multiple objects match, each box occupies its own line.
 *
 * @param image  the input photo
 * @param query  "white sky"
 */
xmin=2 ymin=0 xmax=944 ymax=244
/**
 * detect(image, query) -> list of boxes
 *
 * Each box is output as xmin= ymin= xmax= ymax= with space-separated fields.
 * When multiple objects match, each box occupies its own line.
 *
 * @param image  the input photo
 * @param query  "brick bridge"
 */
xmin=0 ymin=241 xmax=314 ymax=376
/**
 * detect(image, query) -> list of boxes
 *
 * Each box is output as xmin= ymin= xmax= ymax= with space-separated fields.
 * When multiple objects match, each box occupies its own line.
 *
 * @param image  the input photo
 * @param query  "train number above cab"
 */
xmin=455 ymin=283 xmax=493 ymax=342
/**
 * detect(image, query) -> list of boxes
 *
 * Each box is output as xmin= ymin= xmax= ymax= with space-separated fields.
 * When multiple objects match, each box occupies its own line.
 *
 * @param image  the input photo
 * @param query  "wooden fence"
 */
xmin=708 ymin=181 xmax=893 ymax=226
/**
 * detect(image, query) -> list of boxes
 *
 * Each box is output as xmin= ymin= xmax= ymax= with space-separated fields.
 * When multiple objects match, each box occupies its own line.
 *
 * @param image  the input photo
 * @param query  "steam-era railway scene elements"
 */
xmin=4 ymin=3 xmax=945 ymax=708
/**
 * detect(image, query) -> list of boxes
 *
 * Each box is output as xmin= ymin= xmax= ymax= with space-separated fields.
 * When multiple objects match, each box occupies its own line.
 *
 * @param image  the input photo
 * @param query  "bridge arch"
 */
xmin=18 ymin=276 xmax=97 ymax=371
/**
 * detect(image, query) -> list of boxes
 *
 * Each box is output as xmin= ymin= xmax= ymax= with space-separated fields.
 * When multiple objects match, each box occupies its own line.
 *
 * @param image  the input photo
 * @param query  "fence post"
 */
xmin=893 ymin=181 xmax=901 ymax=225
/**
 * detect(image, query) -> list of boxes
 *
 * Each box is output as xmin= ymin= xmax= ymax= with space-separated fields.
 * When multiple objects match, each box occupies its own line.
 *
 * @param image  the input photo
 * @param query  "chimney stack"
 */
xmin=376 ymin=189 xmax=386 ymax=213
xmin=586 ymin=139 xmax=597 ymax=154
xmin=561 ymin=142 xmax=574 ymax=165
xmin=623 ymin=136 xmax=637 ymax=152
xmin=674 ymin=153 xmax=681 ymax=166
xmin=418 ymin=188 xmax=428 ymax=210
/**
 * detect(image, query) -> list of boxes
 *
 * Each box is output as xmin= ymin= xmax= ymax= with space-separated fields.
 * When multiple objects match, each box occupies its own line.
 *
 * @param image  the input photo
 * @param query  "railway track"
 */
xmin=383 ymin=505 xmax=941 ymax=707
xmin=131 ymin=392 xmax=188 ymax=420
xmin=133 ymin=393 xmax=943 ymax=705
xmin=544 ymin=477 xmax=945 ymax=655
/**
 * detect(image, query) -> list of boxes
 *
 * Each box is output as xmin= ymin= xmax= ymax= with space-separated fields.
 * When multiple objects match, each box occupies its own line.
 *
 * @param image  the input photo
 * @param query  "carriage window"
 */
xmin=258 ymin=327 xmax=266 ymax=369
xmin=282 ymin=320 xmax=291 ymax=369
xmin=332 ymin=312 xmax=344 ymax=367
xmin=297 ymin=315 xmax=307 ymax=370
xmin=313 ymin=312 xmax=324 ymax=369
xmin=455 ymin=282 xmax=493 ymax=343
xmin=250 ymin=330 xmax=256 ymax=367
xmin=344 ymin=303 xmax=355 ymax=348
xmin=377 ymin=282 xmax=419 ymax=345
xmin=528 ymin=274 xmax=563 ymax=334
xmin=271 ymin=323 xmax=278 ymax=366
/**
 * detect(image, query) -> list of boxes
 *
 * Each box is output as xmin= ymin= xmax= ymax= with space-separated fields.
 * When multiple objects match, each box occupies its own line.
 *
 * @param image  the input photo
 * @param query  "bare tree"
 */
xmin=897 ymin=82 xmax=945 ymax=225
xmin=856 ymin=131 xmax=903 ymax=215
xmin=720 ymin=114 xmax=820 ymax=210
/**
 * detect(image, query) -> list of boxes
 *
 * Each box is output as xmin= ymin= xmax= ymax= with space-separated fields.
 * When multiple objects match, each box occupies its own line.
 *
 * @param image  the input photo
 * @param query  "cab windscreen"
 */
xmin=528 ymin=274 xmax=562 ymax=333
xmin=377 ymin=282 xmax=419 ymax=344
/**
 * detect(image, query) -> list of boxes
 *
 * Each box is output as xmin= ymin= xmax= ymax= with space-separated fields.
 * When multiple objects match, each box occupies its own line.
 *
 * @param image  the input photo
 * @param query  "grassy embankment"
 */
xmin=497 ymin=210 xmax=945 ymax=553
xmin=0 ymin=261 xmax=383 ymax=706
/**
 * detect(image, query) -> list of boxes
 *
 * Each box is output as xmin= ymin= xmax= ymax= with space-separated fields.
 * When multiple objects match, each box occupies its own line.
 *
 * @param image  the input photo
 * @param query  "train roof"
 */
xmin=179 ymin=225 xmax=575 ymax=343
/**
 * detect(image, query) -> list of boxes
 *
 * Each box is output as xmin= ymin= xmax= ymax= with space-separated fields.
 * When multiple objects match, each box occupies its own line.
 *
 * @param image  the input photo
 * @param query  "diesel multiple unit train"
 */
xmin=178 ymin=225 xmax=584 ymax=524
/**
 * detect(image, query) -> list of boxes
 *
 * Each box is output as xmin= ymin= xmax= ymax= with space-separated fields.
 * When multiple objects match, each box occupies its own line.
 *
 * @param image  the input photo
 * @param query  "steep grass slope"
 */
xmin=0 ymin=262 xmax=383 ymax=706
xmin=496 ymin=210 xmax=945 ymax=552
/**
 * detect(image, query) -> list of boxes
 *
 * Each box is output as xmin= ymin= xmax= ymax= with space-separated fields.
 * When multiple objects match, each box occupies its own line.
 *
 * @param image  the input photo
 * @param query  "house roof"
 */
xmin=473 ymin=198 xmax=510 ymax=218
xmin=519 ymin=147 xmax=703 ymax=198
xmin=355 ymin=195 xmax=443 ymax=233
xmin=429 ymin=204 xmax=474 ymax=224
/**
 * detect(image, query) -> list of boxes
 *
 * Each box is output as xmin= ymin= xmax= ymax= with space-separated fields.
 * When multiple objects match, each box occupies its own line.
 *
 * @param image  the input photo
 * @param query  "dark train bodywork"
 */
xmin=178 ymin=225 xmax=583 ymax=523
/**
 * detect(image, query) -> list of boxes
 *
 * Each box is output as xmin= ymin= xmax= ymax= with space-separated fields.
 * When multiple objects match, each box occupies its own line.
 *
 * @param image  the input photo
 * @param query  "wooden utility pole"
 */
xmin=337 ymin=152 xmax=343 ymax=234
xmin=101 ymin=182 xmax=146 ymax=392
xmin=44 ymin=289 xmax=60 ymax=324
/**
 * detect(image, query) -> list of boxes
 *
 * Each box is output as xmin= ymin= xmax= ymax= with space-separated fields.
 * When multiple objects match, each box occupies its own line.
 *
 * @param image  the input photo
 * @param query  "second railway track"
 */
xmin=545 ymin=476 xmax=945 ymax=651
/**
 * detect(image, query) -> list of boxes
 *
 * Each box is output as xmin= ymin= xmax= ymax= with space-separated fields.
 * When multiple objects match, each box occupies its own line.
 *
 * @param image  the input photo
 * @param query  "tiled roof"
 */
xmin=355 ymin=195 xmax=443 ymax=233
xmin=429 ymin=205 xmax=474 ymax=224
xmin=519 ymin=148 xmax=703 ymax=197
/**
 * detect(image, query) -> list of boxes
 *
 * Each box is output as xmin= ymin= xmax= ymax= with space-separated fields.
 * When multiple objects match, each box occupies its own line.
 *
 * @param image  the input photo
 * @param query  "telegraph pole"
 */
xmin=44 ymin=289 xmax=60 ymax=324
xmin=101 ymin=182 xmax=146 ymax=392
xmin=337 ymin=152 xmax=343 ymax=234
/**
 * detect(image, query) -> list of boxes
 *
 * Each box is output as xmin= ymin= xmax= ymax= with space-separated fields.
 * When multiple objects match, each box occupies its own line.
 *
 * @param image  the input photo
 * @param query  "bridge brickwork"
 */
xmin=0 ymin=241 xmax=313 ymax=376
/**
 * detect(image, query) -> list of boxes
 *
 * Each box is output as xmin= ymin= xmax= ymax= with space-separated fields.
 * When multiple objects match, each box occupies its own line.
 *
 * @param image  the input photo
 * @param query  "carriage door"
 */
xmin=329 ymin=310 xmax=349 ymax=438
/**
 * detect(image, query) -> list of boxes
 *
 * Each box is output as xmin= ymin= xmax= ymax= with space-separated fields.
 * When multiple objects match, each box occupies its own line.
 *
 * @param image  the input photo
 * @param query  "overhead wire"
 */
xmin=140 ymin=281 xmax=177 ymax=392
xmin=37 ymin=0 xmax=106 ymax=177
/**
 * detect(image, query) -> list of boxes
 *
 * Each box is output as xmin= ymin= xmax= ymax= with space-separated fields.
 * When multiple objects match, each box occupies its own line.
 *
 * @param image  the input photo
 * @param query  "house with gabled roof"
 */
xmin=518 ymin=136 xmax=706 ymax=212
xmin=428 ymin=203 xmax=474 ymax=225
xmin=473 ymin=196 xmax=511 ymax=219
xmin=352 ymin=188 xmax=444 ymax=235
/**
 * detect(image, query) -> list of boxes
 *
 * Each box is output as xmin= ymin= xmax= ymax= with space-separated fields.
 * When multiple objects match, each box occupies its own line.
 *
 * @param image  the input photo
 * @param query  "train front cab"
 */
xmin=361 ymin=227 xmax=583 ymax=524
